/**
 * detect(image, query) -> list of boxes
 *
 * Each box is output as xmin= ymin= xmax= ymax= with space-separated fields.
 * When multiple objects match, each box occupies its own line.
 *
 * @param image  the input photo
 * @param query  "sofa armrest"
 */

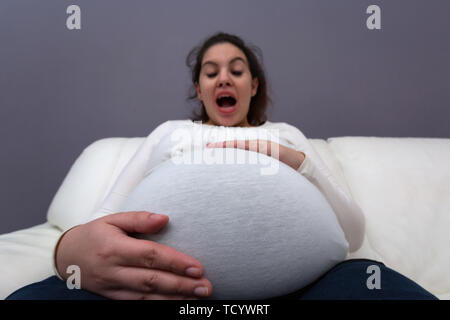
xmin=0 ymin=223 xmax=62 ymax=299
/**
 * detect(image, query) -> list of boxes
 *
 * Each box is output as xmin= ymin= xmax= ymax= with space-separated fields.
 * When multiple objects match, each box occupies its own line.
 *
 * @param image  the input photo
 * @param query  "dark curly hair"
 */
xmin=186 ymin=32 xmax=271 ymax=126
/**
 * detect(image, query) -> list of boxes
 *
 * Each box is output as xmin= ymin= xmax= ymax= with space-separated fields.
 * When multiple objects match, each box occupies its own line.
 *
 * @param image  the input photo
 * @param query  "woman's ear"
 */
xmin=251 ymin=77 xmax=259 ymax=97
xmin=195 ymin=82 xmax=202 ymax=101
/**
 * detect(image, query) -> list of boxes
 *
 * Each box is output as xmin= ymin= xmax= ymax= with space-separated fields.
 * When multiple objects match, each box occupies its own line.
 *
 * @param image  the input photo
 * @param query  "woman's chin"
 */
xmin=209 ymin=115 xmax=249 ymax=127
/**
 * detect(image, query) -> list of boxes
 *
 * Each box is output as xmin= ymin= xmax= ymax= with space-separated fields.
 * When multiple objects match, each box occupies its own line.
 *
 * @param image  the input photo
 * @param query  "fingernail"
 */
xmin=185 ymin=267 xmax=202 ymax=277
xmin=194 ymin=286 xmax=209 ymax=297
xmin=149 ymin=214 xmax=167 ymax=221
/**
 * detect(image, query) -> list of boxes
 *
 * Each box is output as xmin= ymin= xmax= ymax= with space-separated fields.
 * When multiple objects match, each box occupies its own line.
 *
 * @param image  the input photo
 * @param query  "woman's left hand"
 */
xmin=206 ymin=140 xmax=306 ymax=171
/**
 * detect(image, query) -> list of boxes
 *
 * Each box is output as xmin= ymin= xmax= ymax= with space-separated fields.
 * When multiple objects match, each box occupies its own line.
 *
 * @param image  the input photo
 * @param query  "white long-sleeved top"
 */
xmin=91 ymin=119 xmax=365 ymax=252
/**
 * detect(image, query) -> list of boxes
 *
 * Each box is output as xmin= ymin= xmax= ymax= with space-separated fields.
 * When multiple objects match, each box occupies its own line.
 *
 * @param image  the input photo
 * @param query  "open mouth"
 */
xmin=216 ymin=95 xmax=237 ymax=108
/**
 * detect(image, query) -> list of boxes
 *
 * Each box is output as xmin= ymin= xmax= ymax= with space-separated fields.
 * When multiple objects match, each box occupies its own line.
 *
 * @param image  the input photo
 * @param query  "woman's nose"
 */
xmin=217 ymin=71 xmax=232 ymax=87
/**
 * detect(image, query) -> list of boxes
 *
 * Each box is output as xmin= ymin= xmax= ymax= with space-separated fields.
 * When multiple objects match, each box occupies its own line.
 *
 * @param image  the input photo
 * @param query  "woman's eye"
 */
xmin=206 ymin=71 xmax=241 ymax=78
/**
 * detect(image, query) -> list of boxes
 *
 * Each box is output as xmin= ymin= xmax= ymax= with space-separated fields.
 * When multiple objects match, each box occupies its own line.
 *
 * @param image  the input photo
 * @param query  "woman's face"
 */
xmin=195 ymin=42 xmax=259 ymax=127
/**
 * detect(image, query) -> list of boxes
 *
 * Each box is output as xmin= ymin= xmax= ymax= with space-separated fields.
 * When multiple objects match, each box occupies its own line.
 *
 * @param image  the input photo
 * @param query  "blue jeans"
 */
xmin=6 ymin=259 xmax=438 ymax=300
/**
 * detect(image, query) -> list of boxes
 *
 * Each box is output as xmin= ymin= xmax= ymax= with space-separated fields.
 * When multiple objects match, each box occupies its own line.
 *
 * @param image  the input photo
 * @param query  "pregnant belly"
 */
xmin=120 ymin=149 xmax=348 ymax=299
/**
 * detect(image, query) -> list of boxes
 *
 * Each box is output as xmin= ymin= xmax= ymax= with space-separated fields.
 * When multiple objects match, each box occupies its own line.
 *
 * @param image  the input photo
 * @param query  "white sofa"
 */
xmin=1 ymin=135 xmax=449 ymax=300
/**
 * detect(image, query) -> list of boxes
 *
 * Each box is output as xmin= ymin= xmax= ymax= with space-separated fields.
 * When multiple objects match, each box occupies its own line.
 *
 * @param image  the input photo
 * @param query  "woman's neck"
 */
xmin=205 ymin=119 xmax=252 ymax=128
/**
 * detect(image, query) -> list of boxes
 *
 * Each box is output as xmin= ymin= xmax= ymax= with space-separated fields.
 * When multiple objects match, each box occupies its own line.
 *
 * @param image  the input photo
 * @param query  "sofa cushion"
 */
xmin=328 ymin=137 xmax=450 ymax=299
xmin=46 ymin=138 xmax=144 ymax=231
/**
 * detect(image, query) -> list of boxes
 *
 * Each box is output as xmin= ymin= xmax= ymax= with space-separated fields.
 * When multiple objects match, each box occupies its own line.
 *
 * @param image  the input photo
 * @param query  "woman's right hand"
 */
xmin=55 ymin=211 xmax=213 ymax=300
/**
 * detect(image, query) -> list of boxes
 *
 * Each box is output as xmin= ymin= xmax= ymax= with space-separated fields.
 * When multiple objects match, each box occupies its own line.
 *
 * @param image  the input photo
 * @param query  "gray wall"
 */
xmin=1 ymin=0 xmax=449 ymax=234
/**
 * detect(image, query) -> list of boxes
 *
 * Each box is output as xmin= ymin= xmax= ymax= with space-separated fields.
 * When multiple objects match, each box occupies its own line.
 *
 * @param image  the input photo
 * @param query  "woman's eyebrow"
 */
xmin=202 ymin=57 xmax=246 ymax=68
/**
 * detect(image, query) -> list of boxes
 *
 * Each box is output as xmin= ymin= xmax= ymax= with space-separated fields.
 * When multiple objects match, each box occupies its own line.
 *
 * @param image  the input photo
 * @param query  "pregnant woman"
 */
xmin=7 ymin=32 xmax=437 ymax=300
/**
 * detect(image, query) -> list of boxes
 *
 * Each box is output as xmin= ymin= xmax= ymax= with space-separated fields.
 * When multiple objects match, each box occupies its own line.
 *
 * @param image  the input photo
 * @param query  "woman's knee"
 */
xmin=300 ymin=259 xmax=438 ymax=300
xmin=6 ymin=276 xmax=108 ymax=300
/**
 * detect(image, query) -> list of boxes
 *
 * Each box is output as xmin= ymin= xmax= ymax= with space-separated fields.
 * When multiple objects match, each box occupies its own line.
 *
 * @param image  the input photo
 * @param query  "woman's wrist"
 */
xmin=281 ymin=148 xmax=305 ymax=171
xmin=53 ymin=225 xmax=80 ymax=280
xmin=295 ymin=151 xmax=306 ymax=170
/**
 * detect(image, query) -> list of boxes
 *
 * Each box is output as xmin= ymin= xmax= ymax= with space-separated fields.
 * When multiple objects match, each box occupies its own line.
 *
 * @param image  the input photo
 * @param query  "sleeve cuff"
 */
xmin=52 ymin=225 xmax=79 ymax=280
